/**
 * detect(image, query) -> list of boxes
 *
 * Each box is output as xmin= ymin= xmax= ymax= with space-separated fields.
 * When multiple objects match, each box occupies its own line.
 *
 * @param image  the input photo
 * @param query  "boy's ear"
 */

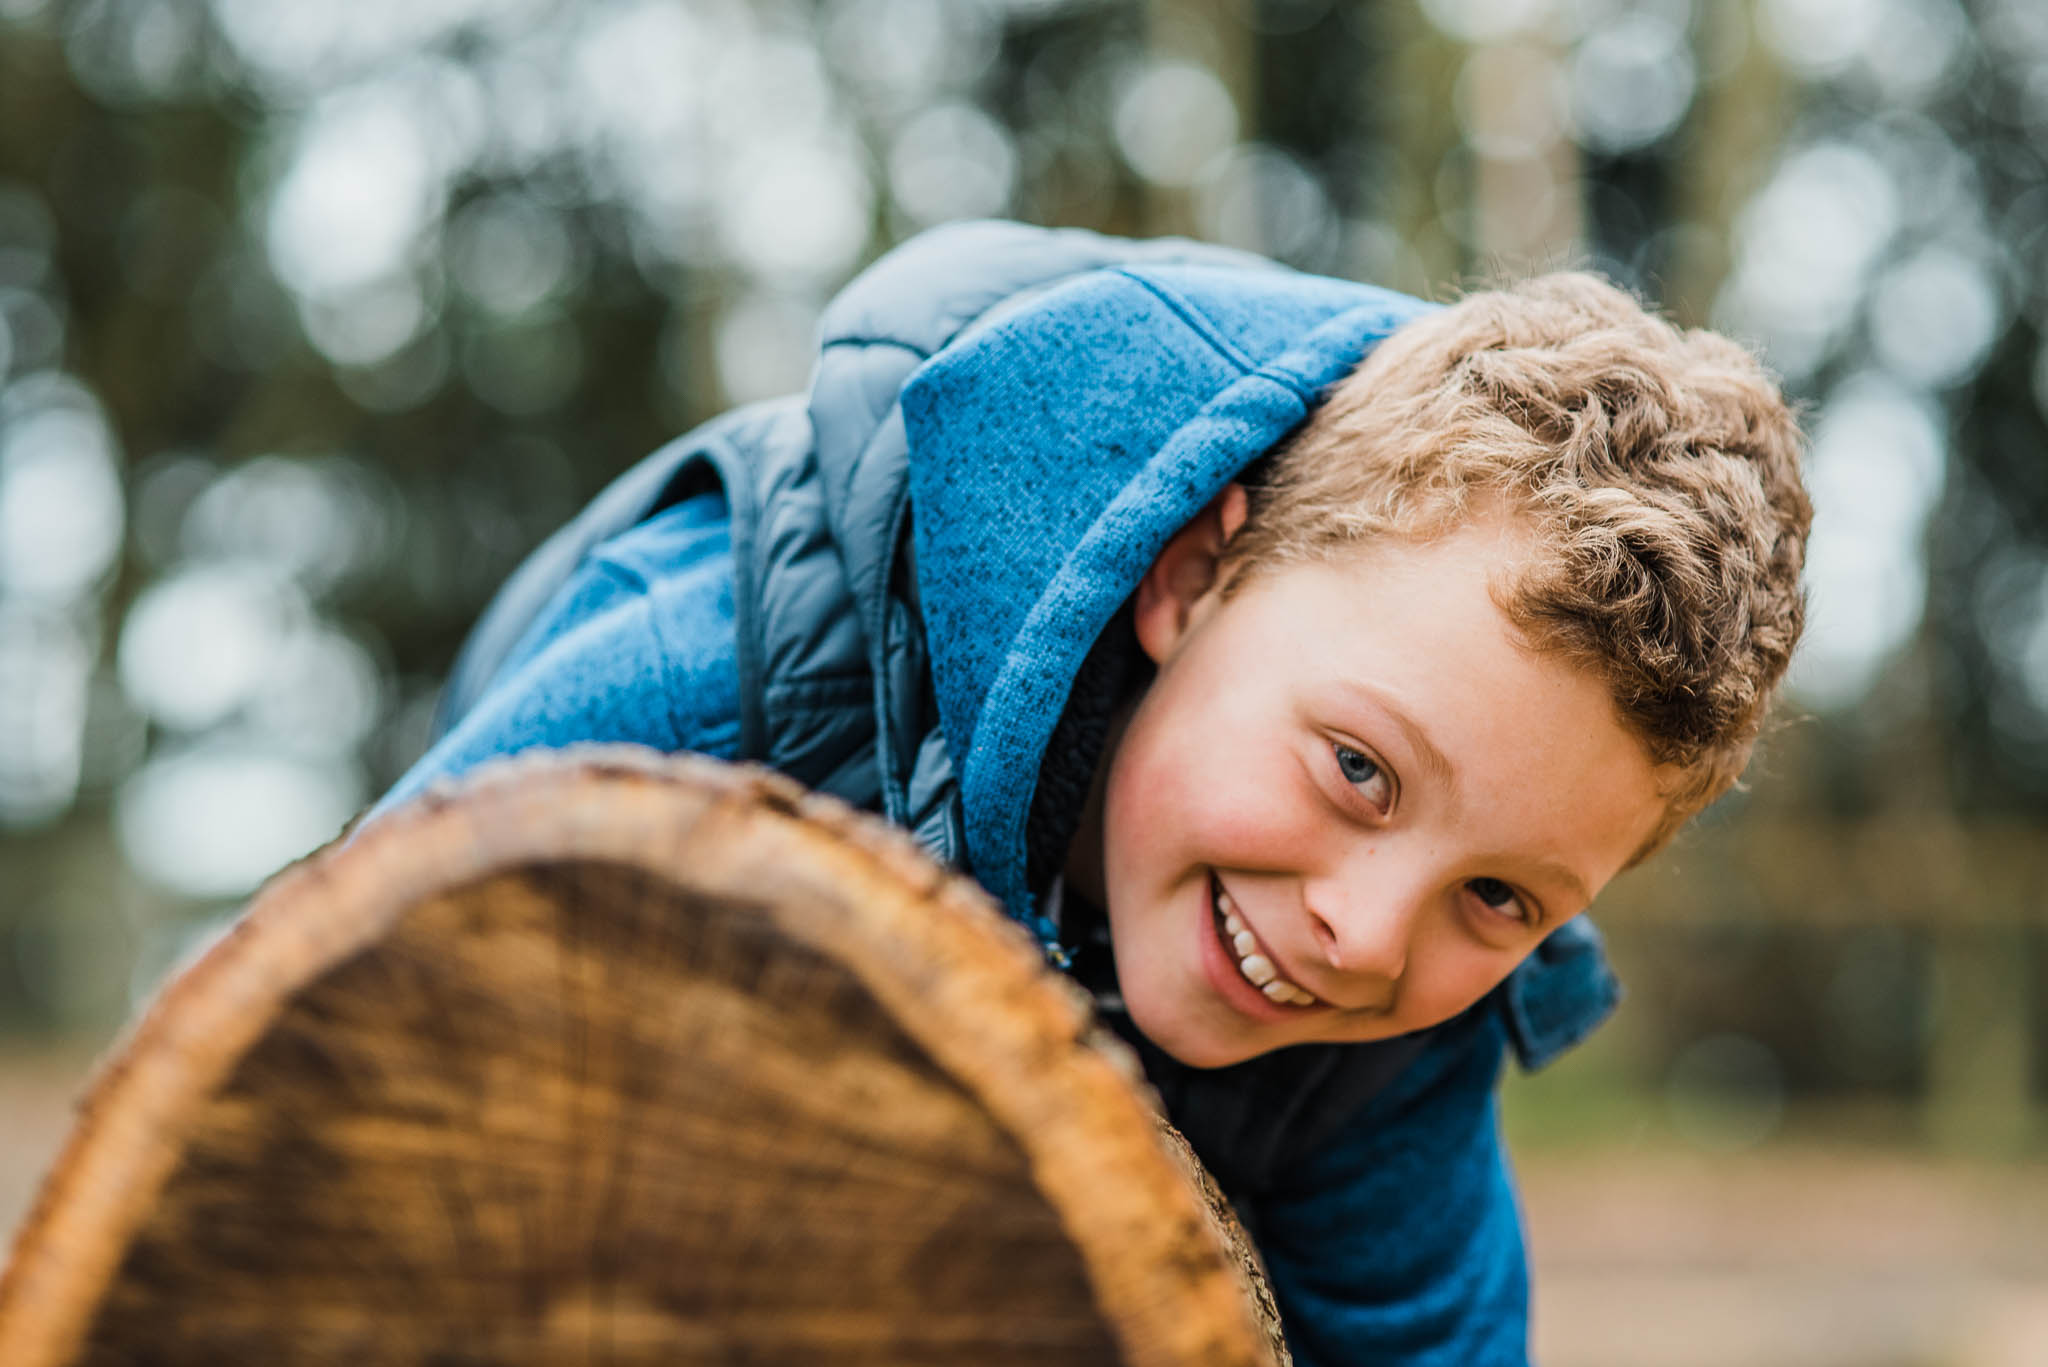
xmin=1134 ymin=483 xmax=1249 ymax=665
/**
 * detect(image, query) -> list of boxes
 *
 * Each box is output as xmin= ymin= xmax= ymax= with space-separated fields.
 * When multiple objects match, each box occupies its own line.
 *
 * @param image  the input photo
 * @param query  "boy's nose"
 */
xmin=1302 ymin=873 xmax=1418 ymax=990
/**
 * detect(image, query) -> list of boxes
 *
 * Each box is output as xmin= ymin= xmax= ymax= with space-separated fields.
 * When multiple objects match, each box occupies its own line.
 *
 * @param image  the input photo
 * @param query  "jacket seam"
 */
xmin=693 ymin=436 xmax=768 ymax=762
xmin=820 ymin=334 xmax=933 ymax=358
xmin=871 ymin=487 xmax=915 ymax=822
xmin=1111 ymin=269 xmax=1259 ymax=375
xmin=764 ymin=673 xmax=872 ymax=704
xmin=587 ymin=555 xmax=652 ymax=595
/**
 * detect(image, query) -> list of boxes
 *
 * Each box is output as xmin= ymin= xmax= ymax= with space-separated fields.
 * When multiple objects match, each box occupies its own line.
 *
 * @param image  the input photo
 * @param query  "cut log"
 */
xmin=0 ymin=748 xmax=1289 ymax=1367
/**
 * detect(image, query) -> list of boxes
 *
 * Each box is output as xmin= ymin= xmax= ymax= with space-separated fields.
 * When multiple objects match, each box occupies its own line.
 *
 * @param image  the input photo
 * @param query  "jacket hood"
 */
xmin=897 ymin=255 xmax=1438 ymax=922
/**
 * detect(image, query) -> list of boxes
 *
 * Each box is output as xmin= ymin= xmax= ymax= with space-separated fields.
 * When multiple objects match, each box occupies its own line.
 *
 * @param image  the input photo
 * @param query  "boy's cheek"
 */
xmin=1404 ymin=937 xmax=1537 ymax=1031
xmin=1106 ymin=773 xmax=1301 ymax=886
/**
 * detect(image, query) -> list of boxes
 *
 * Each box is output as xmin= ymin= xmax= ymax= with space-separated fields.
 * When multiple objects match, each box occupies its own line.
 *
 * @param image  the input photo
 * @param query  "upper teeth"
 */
xmin=1215 ymin=882 xmax=1319 ymax=1007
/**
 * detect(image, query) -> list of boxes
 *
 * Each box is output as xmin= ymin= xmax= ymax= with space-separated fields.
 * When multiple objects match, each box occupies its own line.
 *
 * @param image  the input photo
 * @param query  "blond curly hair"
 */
xmin=1225 ymin=273 xmax=1812 ymax=855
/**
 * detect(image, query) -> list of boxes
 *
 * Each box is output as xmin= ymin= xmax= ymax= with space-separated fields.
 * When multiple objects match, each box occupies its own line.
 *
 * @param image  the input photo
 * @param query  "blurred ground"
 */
xmin=5 ymin=1046 xmax=2046 ymax=1367
xmin=1522 ymin=1149 xmax=2048 ymax=1367
xmin=0 ymin=1042 xmax=101 ymax=1240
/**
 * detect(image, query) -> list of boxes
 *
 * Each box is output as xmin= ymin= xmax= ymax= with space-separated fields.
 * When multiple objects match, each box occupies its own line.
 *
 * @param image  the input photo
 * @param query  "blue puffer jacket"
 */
xmin=384 ymin=221 xmax=1622 ymax=1366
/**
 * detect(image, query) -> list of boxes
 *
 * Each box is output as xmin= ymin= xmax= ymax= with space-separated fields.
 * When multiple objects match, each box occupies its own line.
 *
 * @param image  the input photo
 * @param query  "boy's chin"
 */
xmin=1119 ymin=989 xmax=1271 ymax=1071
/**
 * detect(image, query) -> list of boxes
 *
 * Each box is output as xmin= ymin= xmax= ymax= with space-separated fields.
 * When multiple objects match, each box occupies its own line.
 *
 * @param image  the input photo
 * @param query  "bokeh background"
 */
xmin=2 ymin=0 xmax=2047 ymax=1362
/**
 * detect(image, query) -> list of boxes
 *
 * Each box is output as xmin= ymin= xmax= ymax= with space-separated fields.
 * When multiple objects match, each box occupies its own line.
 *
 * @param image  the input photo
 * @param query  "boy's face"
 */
xmin=1077 ymin=489 xmax=1670 ymax=1069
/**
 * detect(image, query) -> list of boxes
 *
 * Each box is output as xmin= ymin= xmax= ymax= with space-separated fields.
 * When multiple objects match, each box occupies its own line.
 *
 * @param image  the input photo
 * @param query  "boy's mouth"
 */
xmin=1210 ymin=875 xmax=1321 ymax=1008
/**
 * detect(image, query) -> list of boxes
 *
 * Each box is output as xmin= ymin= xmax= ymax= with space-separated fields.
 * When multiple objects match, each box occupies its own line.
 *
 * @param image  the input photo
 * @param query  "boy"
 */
xmin=377 ymin=220 xmax=1810 ymax=1364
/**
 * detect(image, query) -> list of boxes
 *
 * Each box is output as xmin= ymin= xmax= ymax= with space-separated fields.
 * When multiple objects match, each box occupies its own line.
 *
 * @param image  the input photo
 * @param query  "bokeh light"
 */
xmin=113 ymin=740 xmax=361 ymax=898
xmin=1788 ymin=374 xmax=1949 ymax=708
xmin=888 ymin=102 xmax=1018 ymax=226
xmin=0 ymin=398 xmax=123 ymax=600
xmin=1568 ymin=13 xmax=1697 ymax=155
xmin=0 ymin=601 xmax=90 ymax=828
xmin=117 ymin=565 xmax=304 ymax=733
xmin=1716 ymin=140 xmax=1901 ymax=381
xmin=1112 ymin=59 xmax=1239 ymax=188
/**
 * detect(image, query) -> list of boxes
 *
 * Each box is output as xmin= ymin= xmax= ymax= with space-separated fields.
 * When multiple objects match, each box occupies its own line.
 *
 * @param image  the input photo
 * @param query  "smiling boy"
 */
xmin=378 ymin=220 xmax=1810 ymax=1365
xmin=1076 ymin=505 xmax=1670 ymax=1069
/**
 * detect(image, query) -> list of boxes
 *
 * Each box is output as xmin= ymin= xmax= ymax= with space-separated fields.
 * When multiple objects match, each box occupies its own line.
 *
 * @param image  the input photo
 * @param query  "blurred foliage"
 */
xmin=0 ymin=0 xmax=2046 ymax=1152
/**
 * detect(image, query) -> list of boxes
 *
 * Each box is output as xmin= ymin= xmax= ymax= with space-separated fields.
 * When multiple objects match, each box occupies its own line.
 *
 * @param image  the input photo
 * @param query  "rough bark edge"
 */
xmin=0 ymin=746 xmax=1278 ymax=1367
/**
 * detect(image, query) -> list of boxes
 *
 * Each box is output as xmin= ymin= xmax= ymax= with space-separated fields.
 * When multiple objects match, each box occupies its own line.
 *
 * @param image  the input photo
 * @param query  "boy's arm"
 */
xmin=1246 ymin=1008 xmax=1530 ymax=1367
xmin=372 ymin=497 xmax=742 ymax=818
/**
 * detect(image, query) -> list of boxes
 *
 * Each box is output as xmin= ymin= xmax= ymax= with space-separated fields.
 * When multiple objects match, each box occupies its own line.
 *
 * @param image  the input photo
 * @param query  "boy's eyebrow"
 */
xmin=1336 ymin=680 xmax=1459 ymax=802
xmin=1333 ymin=681 xmax=1599 ymax=909
xmin=1526 ymin=858 xmax=1592 ymax=908
xmin=1333 ymin=681 xmax=1598 ymax=909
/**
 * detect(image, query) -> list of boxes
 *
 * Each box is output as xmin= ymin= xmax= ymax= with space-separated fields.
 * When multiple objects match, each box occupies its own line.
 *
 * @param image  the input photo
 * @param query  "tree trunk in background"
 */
xmin=0 ymin=750 xmax=1288 ymax=1367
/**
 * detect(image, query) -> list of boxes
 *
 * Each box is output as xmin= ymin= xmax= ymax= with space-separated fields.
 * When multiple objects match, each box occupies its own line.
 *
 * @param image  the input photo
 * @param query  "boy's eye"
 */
xmin=1334 ymin=745 xmax=1377 ymax=783
xmin=1332 ymin=744 xmax=1393 ymax=812
xmin=1467 ymin=877 xmax=1527 ymax=921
